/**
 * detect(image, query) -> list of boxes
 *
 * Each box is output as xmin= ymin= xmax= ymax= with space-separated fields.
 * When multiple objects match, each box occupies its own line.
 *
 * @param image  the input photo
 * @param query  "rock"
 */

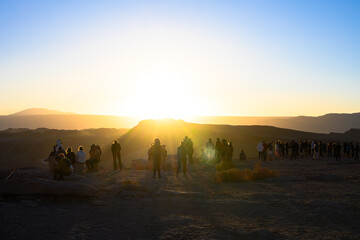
xmin=20 ymin=199 xmax=39 ymax=208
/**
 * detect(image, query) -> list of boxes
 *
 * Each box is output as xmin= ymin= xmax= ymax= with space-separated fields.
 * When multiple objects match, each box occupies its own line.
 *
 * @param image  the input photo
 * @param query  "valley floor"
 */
xmin=0 ymin=158 xmax=360 ymax=240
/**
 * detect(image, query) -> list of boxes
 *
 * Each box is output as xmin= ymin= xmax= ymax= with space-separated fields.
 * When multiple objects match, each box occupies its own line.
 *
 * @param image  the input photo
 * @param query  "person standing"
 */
xmin=162 ymin=145 xmax=167 ymax=170
xmin=257 ymin=141 xmax=264 ymax=160
xmin=227 ymin=142 xmax=234 ymax=161
xmin=354 ymin=142 xmax=359 ymax=161
xmin=177 ymin=141 xmax=187 ymax=177
xmin=206 ymin=138 xmax=215 ymax=161
xmin=215 ymin=138 xmax=222 ymax=162
xmin=187 ymin=138 xmax=194 ymax=166
xmin=148 ymin=138 xmax=164 ymax=178
xmin=111 ymin=140 xmax=122 ymax=171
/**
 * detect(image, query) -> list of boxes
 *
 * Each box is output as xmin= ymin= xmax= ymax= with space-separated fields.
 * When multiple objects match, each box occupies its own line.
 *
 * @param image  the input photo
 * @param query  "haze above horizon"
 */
xmin=1 ymin=0 xmax=359 ymax=118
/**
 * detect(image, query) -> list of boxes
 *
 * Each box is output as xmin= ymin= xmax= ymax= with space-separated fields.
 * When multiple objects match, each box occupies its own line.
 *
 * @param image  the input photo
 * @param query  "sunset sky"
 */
xmin=0 ymin=0 xmax=359 ymax=118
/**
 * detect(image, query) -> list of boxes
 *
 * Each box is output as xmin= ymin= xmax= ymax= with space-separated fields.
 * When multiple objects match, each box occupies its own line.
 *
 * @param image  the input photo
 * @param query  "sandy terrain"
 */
xmin=0 ymin=158 xmax=359 ymax=240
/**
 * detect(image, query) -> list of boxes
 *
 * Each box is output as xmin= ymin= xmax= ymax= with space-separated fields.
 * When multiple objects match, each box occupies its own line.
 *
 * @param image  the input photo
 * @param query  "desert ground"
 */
xmin=0 ymin=157 xmax=359 ymax=240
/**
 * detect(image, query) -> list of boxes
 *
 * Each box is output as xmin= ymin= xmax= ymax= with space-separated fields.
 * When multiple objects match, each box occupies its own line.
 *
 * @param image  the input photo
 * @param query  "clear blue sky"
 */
xmin=0 ymin=0 xmax=359 ymax=117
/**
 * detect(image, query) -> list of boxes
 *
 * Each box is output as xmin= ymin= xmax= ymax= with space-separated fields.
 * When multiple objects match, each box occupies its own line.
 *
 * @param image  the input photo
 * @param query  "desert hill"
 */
xmin=1 ymin=119 xmax=360 ymax=171
xmin=116 ymin=119 xmax=360 ymax=162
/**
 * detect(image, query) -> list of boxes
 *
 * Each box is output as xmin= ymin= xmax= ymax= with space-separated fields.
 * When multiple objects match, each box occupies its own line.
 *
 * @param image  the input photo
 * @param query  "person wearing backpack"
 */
xmin=148 ymin=138 xmax=164 ymax=179
xmin=111 ymin=140 xmax=122 ymax=171
xmin=54 ymin=153 xmax=73 ymax=181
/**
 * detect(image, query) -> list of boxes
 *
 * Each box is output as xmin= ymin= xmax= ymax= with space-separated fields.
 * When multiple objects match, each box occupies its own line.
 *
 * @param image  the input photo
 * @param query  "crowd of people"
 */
xmin=201 ymin=138 xmax=234 ymax=163
xmin=257 ymin=140 xmax=360 ymax=161
xmin=47 ymin=139 xmax=105 ymax=181
xmin=47 ymin=137 xmax=359 ymax=181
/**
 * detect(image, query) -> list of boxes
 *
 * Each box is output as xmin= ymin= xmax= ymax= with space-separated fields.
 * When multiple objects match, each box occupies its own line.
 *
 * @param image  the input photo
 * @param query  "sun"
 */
xmin=118 ymin=70 xmax=203 ymax=119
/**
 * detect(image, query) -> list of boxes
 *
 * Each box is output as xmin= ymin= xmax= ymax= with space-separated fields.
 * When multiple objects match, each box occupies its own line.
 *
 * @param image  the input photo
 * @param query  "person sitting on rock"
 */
xmin=55 ymin=139 xmax=63 ymax=152
xmin=85 ymin=144 xmax=101 ymax=171
xmin=47 ymin=146 xmax=57 ymax=172
xmin=66 ymin=147 xmax=76 ymax=165
xmin=55 ymin=146 xmax=66 ymax=161
xmin=54 ymin=153 xmax=73 ymax=181
xmin=75 ymin=146 xmax=86 ymax=173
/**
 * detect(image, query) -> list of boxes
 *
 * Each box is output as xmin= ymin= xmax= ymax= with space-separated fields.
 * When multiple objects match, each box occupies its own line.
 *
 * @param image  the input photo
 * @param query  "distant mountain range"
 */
xmin=0 ymin=108 xmax=359 ymax=133
xmin=10 ymin=108 xmax=70 ymax=116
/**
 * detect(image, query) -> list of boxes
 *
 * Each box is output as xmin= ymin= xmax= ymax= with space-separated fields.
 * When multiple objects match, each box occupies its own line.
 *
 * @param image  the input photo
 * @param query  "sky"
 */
xmin=0 ymin=0 xmax=359 ymax=118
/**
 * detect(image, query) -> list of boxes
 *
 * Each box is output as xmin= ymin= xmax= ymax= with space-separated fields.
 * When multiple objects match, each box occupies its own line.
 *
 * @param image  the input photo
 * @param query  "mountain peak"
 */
xmin=10 ymin=108 xmax=69 ymax=116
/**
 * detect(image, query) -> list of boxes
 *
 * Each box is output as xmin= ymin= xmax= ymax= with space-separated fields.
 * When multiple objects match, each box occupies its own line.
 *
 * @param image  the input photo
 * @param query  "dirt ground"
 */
xmin=0 ymin=158 xmax=360 ymax=240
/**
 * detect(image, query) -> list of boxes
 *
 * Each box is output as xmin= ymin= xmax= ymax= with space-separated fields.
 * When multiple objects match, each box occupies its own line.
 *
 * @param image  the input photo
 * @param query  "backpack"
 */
xmin=152 ymin=145 xmax=162 ymax=160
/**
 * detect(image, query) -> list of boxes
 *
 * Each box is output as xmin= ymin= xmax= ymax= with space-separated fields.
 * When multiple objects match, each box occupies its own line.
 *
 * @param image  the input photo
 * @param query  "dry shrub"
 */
xmin=215 ymin=164 xmax=279 ymax=183
xmin=130 ymin=159 xmax=150 ymax=170
xmin=216 ymin=161 xmax=236 ymax=171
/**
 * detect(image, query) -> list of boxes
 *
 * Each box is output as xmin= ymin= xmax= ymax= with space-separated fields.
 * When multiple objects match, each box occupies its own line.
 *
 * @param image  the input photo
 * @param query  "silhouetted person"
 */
xmin=111 ymin=140 xmax=122 ymax=171
xmin=47 ymin=146 xmax=57 ymax=172
xmin=227 ymin=142 xmax=234 ymax=161
xmin=54 ymin=153 xmax=73 ymax=181
xmin=177 ymin=141 xmax=187 ymax=177
xmin=55 ymin=146 xmax=66 ymax=161
xmin=215 ymin=138 xmax=222 ymax=162
xmin=162 ymin=145 xmax=167 ymax=170
xmin=263 ymin=141 xmax=268 ymax=161
xmin=206 ymin=138 xmax=215 ymax=161
xmin=335 ymin=143 xmax=341 ymax=161
xmin=221 ymin=139 xmax=228 ymax=161
xmin=199 ymin=149 xmax=208 ymax=162
xmin=55 ymin=139 xmax=63 ymax=152
xmin=187 ymin=138 xmax=194 ymax=166
xmin=239 ymin=149 xmax=246 ymax=161
xmin=354 ymin=142 xmax=359 ymax=161
xmin=267 ymin=141 xmax=273 ymax=161
xmin=66 ymin=147 xmax=76 ymax=165
xmin=86 ymin=144 xmax=101 ymax=171
xmin=148 ymin=138 xmax=163 ymax=178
